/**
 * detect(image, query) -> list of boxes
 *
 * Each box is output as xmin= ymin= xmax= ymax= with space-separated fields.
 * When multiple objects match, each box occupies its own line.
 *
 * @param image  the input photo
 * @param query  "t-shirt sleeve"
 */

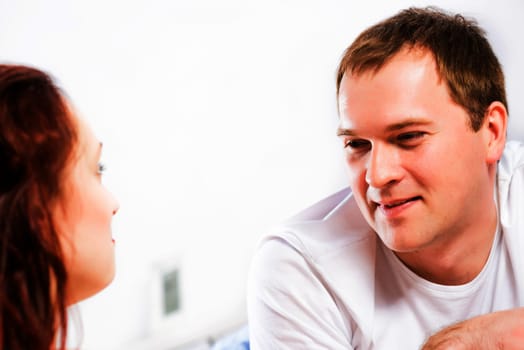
xmin=247 ymin=236 xmax=353 ymax=349
xmin=498 ymin=141 xmax=524 ymax=232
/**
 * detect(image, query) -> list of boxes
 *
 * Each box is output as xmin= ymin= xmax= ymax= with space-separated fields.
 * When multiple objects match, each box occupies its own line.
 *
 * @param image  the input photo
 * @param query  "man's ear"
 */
xmin=482 ymin=101 xmax=507 ymax=164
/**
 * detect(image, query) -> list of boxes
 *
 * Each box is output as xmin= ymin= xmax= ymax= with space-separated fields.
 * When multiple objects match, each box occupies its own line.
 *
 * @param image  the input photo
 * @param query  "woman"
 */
xmin=0 ymin=64 xmax=119 ymax=349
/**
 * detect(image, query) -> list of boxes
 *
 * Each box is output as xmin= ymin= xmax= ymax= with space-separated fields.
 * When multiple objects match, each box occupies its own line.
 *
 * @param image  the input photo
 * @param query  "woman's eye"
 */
xmin=97 ymin=162 xmax=107 ymax=175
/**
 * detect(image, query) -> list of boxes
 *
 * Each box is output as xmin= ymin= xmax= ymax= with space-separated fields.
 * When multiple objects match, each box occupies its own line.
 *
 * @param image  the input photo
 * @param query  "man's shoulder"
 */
xmin=284 ymin=187 xmax=353 ymax=222
xmin=259 ymin=187 xmax=374 ymax=261
xmin=499 ymin=141 xmax=524 ymax=180
xmin=249 ymin=188 xmax=378 ymax=339
xmin=498 ymin=141 xmax=524 ymax=233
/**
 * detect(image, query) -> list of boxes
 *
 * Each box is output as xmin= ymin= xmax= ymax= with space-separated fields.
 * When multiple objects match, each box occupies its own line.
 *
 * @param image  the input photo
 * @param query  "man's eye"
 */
xmin=396 ymin=132 xmax=426 ymax=144
xmin=344 ymin=139 xmax=371 ymax=150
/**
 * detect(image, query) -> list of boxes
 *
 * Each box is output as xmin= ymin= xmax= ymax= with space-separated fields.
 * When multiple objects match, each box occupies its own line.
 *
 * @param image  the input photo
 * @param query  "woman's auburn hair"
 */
xmin=0 ymin=64 xmax=78 ymax=350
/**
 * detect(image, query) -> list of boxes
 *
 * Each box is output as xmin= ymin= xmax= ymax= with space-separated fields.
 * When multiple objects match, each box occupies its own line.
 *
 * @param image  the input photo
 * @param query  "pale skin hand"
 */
xmin=421 ymin=308 xmax=524 ymax=350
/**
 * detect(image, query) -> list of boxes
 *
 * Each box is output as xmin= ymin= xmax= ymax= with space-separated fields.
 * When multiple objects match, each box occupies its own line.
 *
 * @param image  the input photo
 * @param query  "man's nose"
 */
xmin=365 ymin=143 xmax=404 ymax=188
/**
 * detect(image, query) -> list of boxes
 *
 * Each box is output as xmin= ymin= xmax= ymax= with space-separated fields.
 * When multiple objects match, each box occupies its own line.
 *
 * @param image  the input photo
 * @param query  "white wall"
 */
xmin=1 ymin=1 xmax=523 ymax=349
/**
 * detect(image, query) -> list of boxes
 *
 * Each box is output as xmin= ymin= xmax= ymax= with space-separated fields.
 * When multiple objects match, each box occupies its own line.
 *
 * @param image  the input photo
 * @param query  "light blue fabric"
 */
xmin=211 ymin=325 xmax=249 ymax=350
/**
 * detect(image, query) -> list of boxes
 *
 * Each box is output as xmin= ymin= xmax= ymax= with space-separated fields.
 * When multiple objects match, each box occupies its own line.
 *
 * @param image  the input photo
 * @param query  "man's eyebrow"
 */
xmin=336 ymin=128 xmax=356 ymax=137
xmin=336 ymin=118 xmax=432 ymax=137
xmin=385 ymin=119 xmax=432 ymax=132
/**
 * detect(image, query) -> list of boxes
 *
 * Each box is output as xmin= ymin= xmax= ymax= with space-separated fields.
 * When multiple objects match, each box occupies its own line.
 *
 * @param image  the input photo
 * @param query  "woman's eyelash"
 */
xmin=97 ymin=162 xmax=107 ymax=174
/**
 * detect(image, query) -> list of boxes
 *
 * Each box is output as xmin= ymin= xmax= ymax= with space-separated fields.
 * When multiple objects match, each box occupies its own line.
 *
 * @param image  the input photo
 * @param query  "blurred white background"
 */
xmin=1 ymin=0 xmax=523 ymax=349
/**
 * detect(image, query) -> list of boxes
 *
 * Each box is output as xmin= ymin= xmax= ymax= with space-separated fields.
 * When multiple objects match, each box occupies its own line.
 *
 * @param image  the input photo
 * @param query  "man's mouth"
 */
xmin=373 ymin=196 xmax=423 ymax=213
xmin=381 ymin=196 xmax=421 ymax=209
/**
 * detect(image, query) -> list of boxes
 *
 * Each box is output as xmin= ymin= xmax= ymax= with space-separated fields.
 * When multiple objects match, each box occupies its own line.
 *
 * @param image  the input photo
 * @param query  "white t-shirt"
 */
xmin=247 ymin=141 xmax=524 ymax=350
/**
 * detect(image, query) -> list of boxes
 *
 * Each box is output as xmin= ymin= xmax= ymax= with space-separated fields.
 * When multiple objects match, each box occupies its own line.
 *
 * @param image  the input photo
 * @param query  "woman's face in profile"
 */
xmin=55 ymin=113 xmax=119 ymax=305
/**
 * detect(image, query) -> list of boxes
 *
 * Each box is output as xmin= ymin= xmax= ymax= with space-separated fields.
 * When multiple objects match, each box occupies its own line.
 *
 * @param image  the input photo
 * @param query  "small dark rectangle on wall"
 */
xmin=163 ymin=268 xmax=180 ymax=315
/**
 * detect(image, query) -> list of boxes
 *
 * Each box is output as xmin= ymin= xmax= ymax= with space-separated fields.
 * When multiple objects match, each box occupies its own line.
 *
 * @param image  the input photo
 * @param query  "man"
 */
xmin=247 ymin=7 xmax=524 ymax=349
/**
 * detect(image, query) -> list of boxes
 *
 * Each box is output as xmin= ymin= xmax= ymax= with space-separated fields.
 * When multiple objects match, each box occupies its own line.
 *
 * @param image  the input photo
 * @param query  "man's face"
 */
xmin=337 ymin=48 xmax=494 ymax=254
